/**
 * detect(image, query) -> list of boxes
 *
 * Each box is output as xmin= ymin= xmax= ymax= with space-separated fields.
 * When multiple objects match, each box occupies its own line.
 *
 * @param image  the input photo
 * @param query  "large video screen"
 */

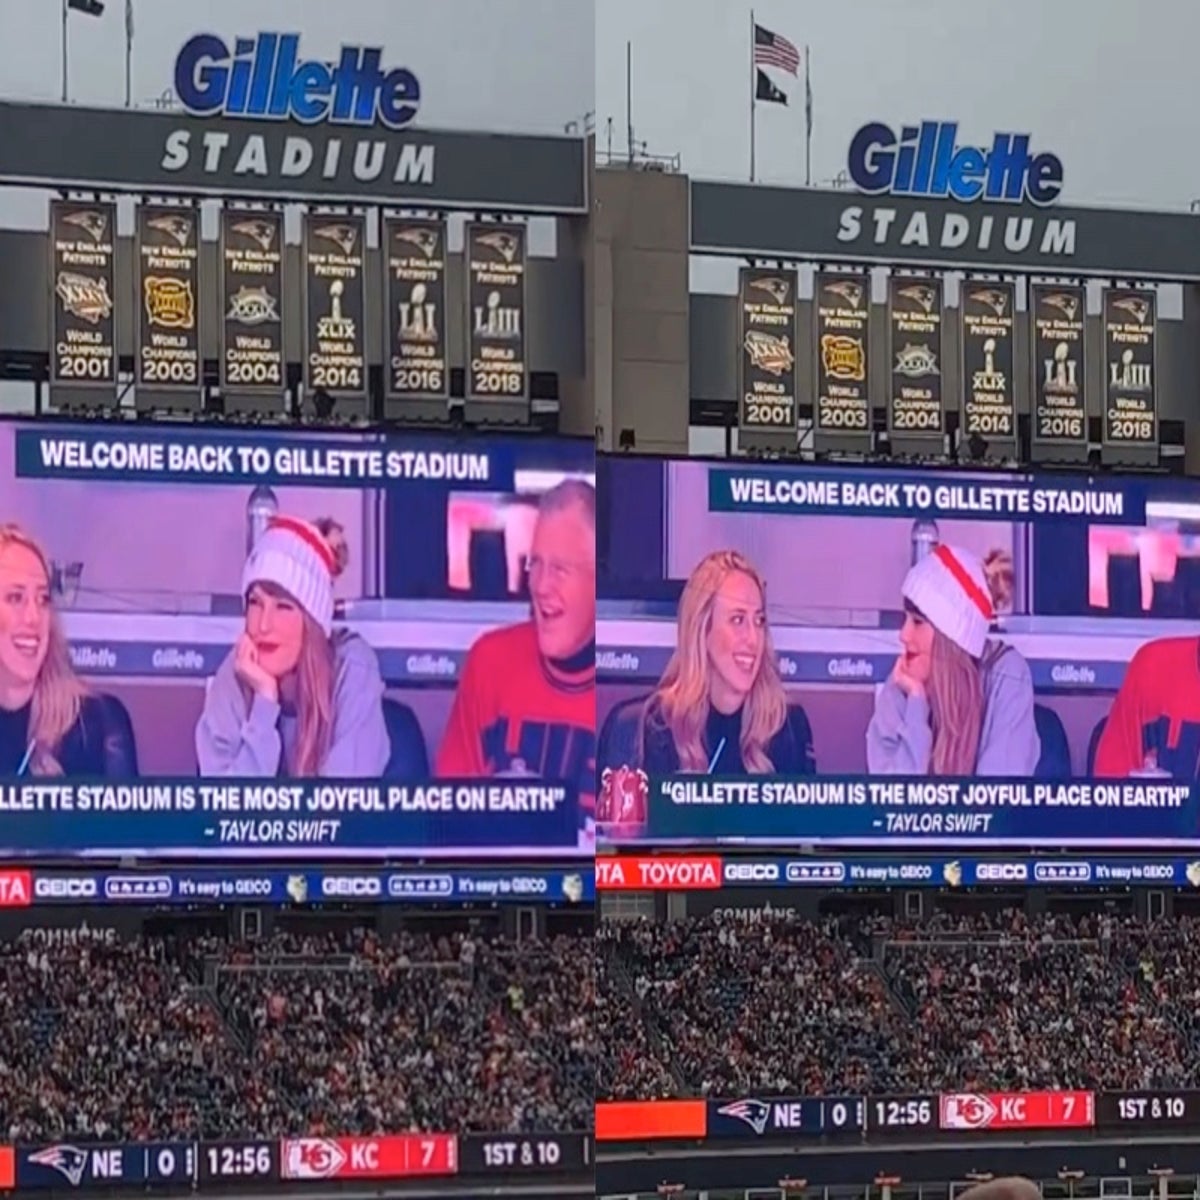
xmin=597 ymin=456 xmax=1200 ymax=847
xmin=0 ymin=422 xmax=595 ymax=859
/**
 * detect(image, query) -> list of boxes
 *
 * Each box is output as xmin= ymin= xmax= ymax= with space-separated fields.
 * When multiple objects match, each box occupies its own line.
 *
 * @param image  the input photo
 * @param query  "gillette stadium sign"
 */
xmin=173 ymin=33 xmax=421 ymax=129
xmin=0 ymin=30 xmax=587 ymax=213
xmin=690 ymin=114 xmax=1200 ymax=278
xmin=847 ymin=121 xmax=1064 ymax=206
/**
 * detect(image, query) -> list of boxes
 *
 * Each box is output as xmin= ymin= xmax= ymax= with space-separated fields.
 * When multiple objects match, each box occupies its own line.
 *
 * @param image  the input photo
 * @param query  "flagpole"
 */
xmin=804 ymin=44 xmax=812 ymax=186
xmin=61 ymin=0 xmax=69 ymax=103
xmin=125 ymin=0 xmax=133 ymax=108
xmin=749 ymin=9 xmax=756 ymax=182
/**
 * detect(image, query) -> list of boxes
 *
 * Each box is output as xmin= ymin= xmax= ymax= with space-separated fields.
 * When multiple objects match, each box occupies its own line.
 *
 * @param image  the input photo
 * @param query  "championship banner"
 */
xmin=302 ymin=211 xmax=367 ymax=402
xmin=1030 ymin=283 xmax=1088 ymax=453
xmin=813 ymin=272 xmax=871 ymax=445
xmin=887 ymin=274 xmax=944 ymax=441
xmin=465 ymin=221 xmax=528 ymax=421
xmin=383 ymin=217 xmax=448 ymax=410
xmin=135 ymin=204 xmax=201 ymax=403
xmin=219 ymin=208 xmax=285 ymax=399
xmin=48 ymin=199 xmax=117 ymax=397
xmin=959 ymin=280 xmax=1016 ymax=449
xmin=737 ymin=266 xmax=798 ymax=448
xmin=1103 ymin=287 xmax=1157 ymax=452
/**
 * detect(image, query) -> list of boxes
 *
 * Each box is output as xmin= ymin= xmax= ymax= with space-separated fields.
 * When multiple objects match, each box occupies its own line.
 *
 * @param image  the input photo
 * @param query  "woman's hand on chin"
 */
xmin=234 ymin=634 xmax=280 ymax=705
xmin=891 ymin=655 xmax=925 ymax=700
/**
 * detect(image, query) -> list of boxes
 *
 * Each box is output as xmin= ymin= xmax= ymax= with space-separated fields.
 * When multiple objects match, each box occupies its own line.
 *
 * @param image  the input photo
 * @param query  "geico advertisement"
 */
xmin=595 ymin=856 xmax=1200 ymax=891
xmin=0 ymin=868 xmax=593 ymax=908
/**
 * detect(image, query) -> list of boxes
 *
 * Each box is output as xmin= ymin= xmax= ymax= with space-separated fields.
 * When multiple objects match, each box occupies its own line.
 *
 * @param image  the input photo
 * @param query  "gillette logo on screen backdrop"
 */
xmin=174 ymin=33 xmax=421 ymax=129
xmin=848 ymin=121 xmax=1064 ymax=206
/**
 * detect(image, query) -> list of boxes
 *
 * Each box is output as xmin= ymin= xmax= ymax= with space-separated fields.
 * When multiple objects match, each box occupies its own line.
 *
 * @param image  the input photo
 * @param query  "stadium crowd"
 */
xmin=0 ymin=926 xmax=593 ymax=1141
xmin=598 ymin=908 xmax=1200 ymax=1097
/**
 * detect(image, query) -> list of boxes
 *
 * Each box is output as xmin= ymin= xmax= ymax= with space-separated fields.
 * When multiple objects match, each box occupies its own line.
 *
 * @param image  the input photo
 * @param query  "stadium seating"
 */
xmin=0 ymin=926 xmax=593 ymax=1140
xmin=598 ymin=909 xmax=1200 ymax=1097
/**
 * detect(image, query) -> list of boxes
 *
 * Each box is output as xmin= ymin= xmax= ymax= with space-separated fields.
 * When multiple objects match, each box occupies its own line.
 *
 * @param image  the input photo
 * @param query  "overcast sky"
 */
xmin=597 ymin=0 xmax=1200 ymax=211
xmin=0 ymin=0 xmax=594 ymax=130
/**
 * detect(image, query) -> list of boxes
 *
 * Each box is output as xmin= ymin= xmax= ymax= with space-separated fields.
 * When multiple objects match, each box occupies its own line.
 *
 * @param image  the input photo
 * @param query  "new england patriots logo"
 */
xmin=477 ymin=229 xmax=520 ymax=262
xmin=749 ymin=275 xmax=791 ymax=305
xmin=394 ymin=225 xmax=440 ymax=257
xmin=1042 ymin=292 xmax=1077 ymax=321
xmin=62 ymin=208 xmax=108 ymax=242
xmin=824 ymin=279 xmax=864 ymax=309
xmin=969 ymin=287 xmax=1009 ymax=316
xmin=896 ymin=283 xmax=936 ymax=313
xmin=231 ymin=217 xmax=277 ymax=251
xmin=313 ymin=222 xmax=360 ymax=256
xmin=29 ymin=1145 xmax=90 ymax=1187
xmin=1113 ymin=295 xmax=1151 ymax=325
xmin=146 ymin=212 xmax=194 ymax=247
xmin=717 ymin=1098 xmax=772 ymax=1135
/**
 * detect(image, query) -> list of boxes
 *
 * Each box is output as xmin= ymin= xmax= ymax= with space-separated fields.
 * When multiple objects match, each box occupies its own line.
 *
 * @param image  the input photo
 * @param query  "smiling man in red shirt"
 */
xmin=436 ymin=479 xmax=595 ymax=815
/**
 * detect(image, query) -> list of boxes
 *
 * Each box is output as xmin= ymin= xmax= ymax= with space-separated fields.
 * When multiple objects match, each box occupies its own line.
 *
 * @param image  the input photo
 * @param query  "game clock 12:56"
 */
xmin=870 ymin=1096 xmax=938 ymax=1136
xmin=199 ymin=1141 xmax=278 ymax=1183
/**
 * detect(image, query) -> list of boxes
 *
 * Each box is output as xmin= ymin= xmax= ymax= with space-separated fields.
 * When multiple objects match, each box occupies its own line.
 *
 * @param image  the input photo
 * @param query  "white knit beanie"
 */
xmin=242 ymin=516 xmax=336 ymax=636
xmin=901 ymin=543 xmax=994 ymax=659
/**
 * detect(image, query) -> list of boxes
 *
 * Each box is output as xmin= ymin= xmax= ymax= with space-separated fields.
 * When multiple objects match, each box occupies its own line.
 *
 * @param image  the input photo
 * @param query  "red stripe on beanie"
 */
xmin=933 ymin=543 xmax=994 ymax=621
xmin=267 ymin=515 xmax=337 ymax=575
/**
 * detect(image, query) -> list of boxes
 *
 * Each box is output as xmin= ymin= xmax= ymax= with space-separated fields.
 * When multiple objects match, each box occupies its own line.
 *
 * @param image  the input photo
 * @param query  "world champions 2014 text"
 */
xmin=663 ymin=780 xmax=1190 ymax=834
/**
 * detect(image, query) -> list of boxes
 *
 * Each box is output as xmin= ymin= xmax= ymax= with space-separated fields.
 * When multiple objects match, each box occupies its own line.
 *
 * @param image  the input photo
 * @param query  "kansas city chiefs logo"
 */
xmin=940 ymin=1093 xmax=998 ymax=1130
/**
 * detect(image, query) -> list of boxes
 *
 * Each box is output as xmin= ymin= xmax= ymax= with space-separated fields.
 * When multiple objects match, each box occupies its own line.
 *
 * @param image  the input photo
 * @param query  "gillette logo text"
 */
xmin=174 ymin=33 xmax=421 ymax=129
xmin=848 ymin=121 xmax=1063 ymax=206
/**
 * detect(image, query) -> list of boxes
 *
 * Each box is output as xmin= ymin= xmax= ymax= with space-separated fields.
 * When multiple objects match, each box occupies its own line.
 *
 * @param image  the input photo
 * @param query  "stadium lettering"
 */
xmin=160 ymin=130 xmax=435 ymax=188
xmin=836 ymin=206 xmax=1077 ymax=260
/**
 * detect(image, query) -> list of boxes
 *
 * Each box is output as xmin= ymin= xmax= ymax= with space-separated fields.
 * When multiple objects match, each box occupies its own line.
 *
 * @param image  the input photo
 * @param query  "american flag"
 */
xmin=754 ymin=24 xmax=800 ymax=76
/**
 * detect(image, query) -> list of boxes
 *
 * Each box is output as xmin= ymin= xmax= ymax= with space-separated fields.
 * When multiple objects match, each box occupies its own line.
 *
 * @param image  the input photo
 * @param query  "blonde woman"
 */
xmin=637 ymin=549 xmax=814 ymax=776
xmin=0 ymin=524 xmax=137 ymax=778
xmin=196 ymin=515 xmax=389 ymax=778
xmin=867 ymin=543 xmax=1038 ymax=776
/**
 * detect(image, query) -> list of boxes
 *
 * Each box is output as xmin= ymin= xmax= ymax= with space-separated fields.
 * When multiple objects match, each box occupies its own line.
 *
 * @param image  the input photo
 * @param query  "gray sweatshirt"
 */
xmin=196 ymin=632 xmax=390 ymax=778
xmin=866 ymin=642 xmax=1040 ymax=777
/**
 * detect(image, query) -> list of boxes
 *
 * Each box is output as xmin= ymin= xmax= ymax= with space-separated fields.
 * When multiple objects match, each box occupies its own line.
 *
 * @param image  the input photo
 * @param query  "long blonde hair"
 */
xmin=641 ymin=550 xmax=788 ymax=774
xmin=925 ymin=549 xmax=1014 ymax=775
xmin=0 ymin=525 xmax=88 ymax=777
xmin=246 ymin=517 xmax=348 ymax=778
